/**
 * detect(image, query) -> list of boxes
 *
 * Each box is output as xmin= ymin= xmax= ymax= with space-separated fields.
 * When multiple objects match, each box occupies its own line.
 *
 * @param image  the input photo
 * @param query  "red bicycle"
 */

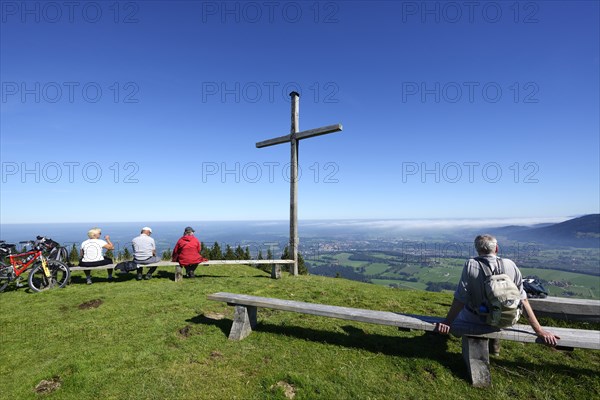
xmin=0 ymin=239 xmax=70 ymax=293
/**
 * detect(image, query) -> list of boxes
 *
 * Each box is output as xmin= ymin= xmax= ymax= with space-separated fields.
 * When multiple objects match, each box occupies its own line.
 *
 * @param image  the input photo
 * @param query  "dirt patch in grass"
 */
xmin=178 ymin=324 xmax=203 ymax=339
xmin=34 ymin=376 xmax=62 ymax=394
xmin=78 ymin=299 xmax=103 ymax=310
xmin=210 ymin=350 xmax=223 ymax=359
xmin=270 ymin=381 xmax=296 ymax=399
xmin=204 ymin=312 xmax=225 ymax=320
xmin=179 ymin=325 xmax=193 ymax=338
xmin=423 ymin=366 xmax=437 ymax=380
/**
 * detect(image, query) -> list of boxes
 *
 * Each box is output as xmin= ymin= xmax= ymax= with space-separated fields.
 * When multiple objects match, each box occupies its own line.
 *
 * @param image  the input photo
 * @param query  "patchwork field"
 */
xmin=308 ymin=251 xmax=600 ymax=299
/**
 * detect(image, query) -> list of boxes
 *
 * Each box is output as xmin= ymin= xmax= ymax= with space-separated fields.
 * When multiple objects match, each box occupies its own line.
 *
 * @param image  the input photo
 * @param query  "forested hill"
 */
xmin=497 ymin=214 xmax=600 ymax=248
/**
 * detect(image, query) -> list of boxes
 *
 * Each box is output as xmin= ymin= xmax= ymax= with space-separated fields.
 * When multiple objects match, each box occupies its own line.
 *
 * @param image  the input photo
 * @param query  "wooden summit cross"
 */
xmin=256 ymin=91 xmax=342 ymax=275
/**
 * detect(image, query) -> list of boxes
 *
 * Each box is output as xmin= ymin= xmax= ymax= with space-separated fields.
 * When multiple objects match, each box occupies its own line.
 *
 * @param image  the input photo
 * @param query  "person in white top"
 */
xmin=80 ymin=227 xmax=115 ymax=285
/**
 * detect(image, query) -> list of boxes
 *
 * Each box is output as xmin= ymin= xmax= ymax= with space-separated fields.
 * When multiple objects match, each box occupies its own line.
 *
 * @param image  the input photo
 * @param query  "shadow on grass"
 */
xmin=0 ymin=282 xmax=21 ymax=293
xmin=490 ymin=357 xmax=600 ymax=379
xmin=70 ymin=275 xmax=115 ymax=284
xmin=156 ymin=270 xmax=175 ymax=280
xmin=70 ymin=272 xmax=142 ymax=285
xmin=182 ymin=274 xmax=253 ymax=279
xmin=193 ymin=315 xmax=600 ymax=384
xmin=69 ymin=270 xmax=269 ymax=286
xmin=192 ymin=314 xmax=468 ymax=380
xmin=259 ymin=321 xmax=456 ymax=359
xmin=185 ymin=274 xmax=271 ymax=279
xmin=186 ymin=314 xmax=232 ymax=336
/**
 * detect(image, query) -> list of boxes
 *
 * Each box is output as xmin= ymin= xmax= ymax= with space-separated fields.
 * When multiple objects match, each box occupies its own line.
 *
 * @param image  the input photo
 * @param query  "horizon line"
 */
xmin=1 ymin=214 xmax=594 ymax=226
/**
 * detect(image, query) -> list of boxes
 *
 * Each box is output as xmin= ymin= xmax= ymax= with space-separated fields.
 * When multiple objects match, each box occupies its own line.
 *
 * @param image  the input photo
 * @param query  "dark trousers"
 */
xmin=184 ymin=264 xmax=198 ymax=277
xmin=137 ymin=266 xmax=157 ymax=275
xmin=134 ymin=256 xmax=159 ymax=276
xmin=79 ymin=257 xmax=113 ymax=277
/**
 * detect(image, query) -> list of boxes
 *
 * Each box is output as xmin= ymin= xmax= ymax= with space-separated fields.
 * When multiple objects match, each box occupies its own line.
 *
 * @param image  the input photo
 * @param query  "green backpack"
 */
xmin=476 ymin=257 xmax=523 ymax=328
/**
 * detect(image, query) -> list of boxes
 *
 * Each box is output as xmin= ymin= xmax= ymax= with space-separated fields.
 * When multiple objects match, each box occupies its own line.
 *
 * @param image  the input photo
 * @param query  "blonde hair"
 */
xmin=87 ymin=227 xmax=101 ymax=239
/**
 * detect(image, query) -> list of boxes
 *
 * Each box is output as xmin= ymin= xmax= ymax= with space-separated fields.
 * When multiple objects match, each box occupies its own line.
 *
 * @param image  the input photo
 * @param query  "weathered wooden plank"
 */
xmin=255 ymin=133 xmax=291 ymax=148
xmin=207 ymin=292 xmax=600 ymax=349
xmin=174 ymin=265 xmax=183 ymax=282
xmin=255 ymin=124 xmax=343 ymax=148
xmin=69 ymin=259 xmax=294 ymax=271
xmin=451 ymin=322 xmax=600 ymax=350
xmin=208 ymin=292 xmax=440 ymax=330
xmin=196 ymin=260 xmax=294 ymax=265
xmin=528 ymin=296 xmax=600 ymax=322
xmin=229 ymin=305 xmax=257 ymax=341
xmin=295 ymin=123 xmax=343 ymax=141
xmin=289 ymin=92 xmax=299 ymax=276
xmin=271 ymin=264 xmax=281 ymax=279
xmin=462 ymin=337 xmax=491 ymax=388
xmin=200 ymin=260 xmax=294 ymax=265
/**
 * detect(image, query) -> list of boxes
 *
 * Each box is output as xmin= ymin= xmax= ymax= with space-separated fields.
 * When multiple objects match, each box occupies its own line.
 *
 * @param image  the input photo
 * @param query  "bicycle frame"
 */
xmin=8 ymin=250 xmax=51 ymax=278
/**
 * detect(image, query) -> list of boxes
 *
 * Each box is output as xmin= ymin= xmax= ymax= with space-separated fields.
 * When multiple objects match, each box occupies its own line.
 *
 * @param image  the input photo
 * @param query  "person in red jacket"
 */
xmin=171 ymin=226 xmax=207 ymax=280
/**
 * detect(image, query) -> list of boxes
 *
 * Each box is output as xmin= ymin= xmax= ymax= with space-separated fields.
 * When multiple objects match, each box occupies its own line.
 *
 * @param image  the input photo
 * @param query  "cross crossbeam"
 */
xmin=256 ymin=124 xmax=343 ymax=148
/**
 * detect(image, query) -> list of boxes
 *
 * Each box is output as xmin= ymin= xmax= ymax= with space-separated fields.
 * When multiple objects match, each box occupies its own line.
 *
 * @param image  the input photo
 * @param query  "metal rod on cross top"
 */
xmin=256 ymin=91 xmax=343 ymax=275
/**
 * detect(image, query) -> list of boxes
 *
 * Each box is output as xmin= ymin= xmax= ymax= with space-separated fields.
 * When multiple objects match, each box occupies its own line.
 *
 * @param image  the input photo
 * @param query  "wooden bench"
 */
xmin=70 ymin=260 xmax=295 ymax=279
xmin=528 ymin=296 xmax=600 ymax=323
xmin=207 ymin=292 xmax=600 ymax=388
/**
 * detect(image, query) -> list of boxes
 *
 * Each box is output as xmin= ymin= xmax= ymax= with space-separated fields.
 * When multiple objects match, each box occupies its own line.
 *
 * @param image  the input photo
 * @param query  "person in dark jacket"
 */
xmin=171 ymin=226 xmax=207 ymax=280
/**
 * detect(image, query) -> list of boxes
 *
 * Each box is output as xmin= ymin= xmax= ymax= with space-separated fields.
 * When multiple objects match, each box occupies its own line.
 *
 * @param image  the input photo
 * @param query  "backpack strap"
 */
xmin=473 ymin=256 xmax=493 ymax=277
xmin=496 ymin=257 xmax=504 ymax=275
xmin=474 ymin=256 xmax=503 ymax=276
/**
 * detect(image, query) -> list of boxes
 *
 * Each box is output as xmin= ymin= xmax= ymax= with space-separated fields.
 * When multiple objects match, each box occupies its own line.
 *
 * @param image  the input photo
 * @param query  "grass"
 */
xmin=1 ymin=265 xmax=599 ymax=399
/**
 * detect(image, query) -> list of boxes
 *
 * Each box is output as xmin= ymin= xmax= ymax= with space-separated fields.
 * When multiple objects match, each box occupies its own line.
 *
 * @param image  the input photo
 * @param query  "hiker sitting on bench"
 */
xmin=172 ymin=226 xmax=207 ymax=280
xmin=435 ymin=234 xmax=559 ymax=354
xmin=79 ymin=227 xmax=114 ymax=285
xmin=132 ymin=227 xmax=160 ymax=280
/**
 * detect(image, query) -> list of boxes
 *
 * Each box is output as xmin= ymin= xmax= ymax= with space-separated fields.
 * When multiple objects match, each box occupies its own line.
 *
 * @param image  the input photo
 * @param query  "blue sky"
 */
xmin=1 ymin=0 xmax=598 ymax=224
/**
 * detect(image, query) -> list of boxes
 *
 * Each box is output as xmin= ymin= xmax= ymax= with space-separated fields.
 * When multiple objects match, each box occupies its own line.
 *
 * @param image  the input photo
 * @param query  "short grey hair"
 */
xmin=474 ymin=234 xmax=497 ymax=255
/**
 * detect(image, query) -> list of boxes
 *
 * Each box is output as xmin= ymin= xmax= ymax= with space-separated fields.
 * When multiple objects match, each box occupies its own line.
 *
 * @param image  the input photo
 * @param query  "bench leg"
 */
xmin=228 ymin=305 xmax=257 ymax=341
xmin=271 ymin=264 xmax=281 ymax=279
xmin=462 ymin=336 xmax=491 ymax=388
xmin=175 ymin=266 xmax=183 ymax=282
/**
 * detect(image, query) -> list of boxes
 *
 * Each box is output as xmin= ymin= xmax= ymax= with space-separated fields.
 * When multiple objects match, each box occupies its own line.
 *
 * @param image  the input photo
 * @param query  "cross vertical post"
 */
xmin=289 ymin=92 xmax=300 ymax=275
xmin=256 ymin=92 xmax=342 ymax=276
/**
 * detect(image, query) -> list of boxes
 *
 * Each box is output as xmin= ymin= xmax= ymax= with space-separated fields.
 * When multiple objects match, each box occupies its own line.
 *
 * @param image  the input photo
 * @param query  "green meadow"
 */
xmin=310 ymin=252 xmax=599 ymax=299
xmin=0 ymin=265 xmax=598 ymax=399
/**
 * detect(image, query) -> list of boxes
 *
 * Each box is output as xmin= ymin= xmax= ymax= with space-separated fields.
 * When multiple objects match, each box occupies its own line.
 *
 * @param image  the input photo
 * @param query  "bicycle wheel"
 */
xmin=28 ymin=260 xmax=71 ymax=292
xmin=0 ymin=263 xmax=12 ymax=292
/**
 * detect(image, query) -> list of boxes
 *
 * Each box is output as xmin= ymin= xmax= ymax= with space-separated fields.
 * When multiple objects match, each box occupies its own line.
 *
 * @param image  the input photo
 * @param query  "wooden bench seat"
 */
xmin=70 ymin=260 xmax=294 ymax=279
xmin=528 ymin=296 xmax=600 ymax=323
xmin=207 ymin=292 xmax=600 ymax=387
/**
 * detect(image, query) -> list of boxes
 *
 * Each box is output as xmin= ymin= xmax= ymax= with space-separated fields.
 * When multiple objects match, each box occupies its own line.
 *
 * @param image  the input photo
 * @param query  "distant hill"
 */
xmin=497 ymin=214 xmax=600 ymax=248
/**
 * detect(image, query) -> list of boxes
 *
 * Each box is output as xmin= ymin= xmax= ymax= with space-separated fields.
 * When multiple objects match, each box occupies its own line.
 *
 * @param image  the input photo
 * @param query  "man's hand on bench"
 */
xmin=434 ymin=321 xmax=451 ymax=335
xmin=433 ymin=322 xmax=561 ymax=346
xmin=534 ymin=328 xmax=560 ymax=347
xmin=523 ymin=298 xmax=561 ymax=346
